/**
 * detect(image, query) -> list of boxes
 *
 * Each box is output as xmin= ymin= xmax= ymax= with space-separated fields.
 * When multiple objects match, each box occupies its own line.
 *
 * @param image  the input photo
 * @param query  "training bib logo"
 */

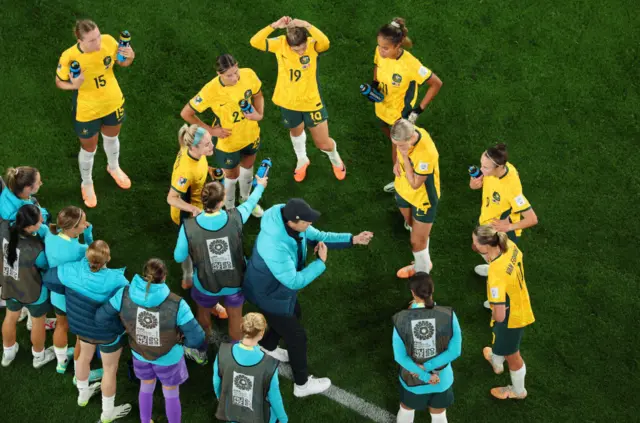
xmin=232 ymin=371 xmax=254 ymax=410
xmin=136 ymin=308 xmax=161 ymax=347
xmin=411 ymin=318 xmax=437 ymax=359
xmin=392 ymin=73 xmax=403 ymax=86
xmin=103 ymin=56 xmax=112 ymax=69
xmin=2 ymin=239 xmax=19 ymax=280
xmin=207 ymin=237 xmax=234 ymax=271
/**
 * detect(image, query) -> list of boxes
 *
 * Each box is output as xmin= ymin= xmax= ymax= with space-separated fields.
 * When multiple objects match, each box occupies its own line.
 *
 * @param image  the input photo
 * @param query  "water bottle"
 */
xmin=468 ymin=165 xmax=483 ymax=178
xmin=117 ymin=30 xmax=131 ymax=62
xmin=252 ymin=158 xmax=272 ymax=188
xmin=360 ymin=83 xmax=384 ymax=102
xmin=70 ymin=61 xmax=81 ymax=78
xmin=212 ymin=167 xmax=225 ymax=184
xmin=239 ymin=99 xmax=254 ymax=115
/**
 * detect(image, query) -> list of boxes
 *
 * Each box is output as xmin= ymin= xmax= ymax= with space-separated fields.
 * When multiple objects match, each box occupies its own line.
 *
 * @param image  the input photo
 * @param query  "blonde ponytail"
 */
xmin=473 ymin=224 xmax=510 ymax=254
xmin=241 ymin=313 xmax=267 ymax=339
xmin=86 ymin=240 xmax=110 ymax=272
xmin=178 ymin=124 xmax=205 ymax=148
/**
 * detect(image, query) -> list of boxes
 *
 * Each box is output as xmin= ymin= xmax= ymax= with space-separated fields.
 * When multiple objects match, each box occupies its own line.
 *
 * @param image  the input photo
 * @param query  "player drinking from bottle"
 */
xmin=55 ymin=19 xmax=135 ymax=208
xmin=469 ymin=143 xmax=538 ymax=288
xmin=250 ymin=17 xmax=346 ymax=182
xmin=391 ymin=120 xmax=440 ymax=279
xmin=367 ymin=18 xmax=443 ymax=193
xmin=472 ymin=225 xmax=534 ymax=400
xmin=180 ymin=54 xmax=266 ymax=217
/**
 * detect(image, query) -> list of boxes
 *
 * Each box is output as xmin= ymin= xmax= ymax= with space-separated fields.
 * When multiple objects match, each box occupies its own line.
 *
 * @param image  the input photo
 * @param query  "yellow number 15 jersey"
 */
xmin=56 ymin=35 xmax=124 ymax=122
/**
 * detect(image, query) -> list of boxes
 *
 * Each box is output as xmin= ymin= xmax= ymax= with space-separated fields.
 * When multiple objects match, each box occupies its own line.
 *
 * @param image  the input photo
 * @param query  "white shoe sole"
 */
xmin=77 ymin=382 xmax=102 ymax=407
xmin=33 ymin=347 xmax=56 ymax=369
xmin=100 ymin=403 xmax=132 ymax=422
xmin=1 ymin=344 xmax=19 ymax=367
xmin=383 ymin=182 xmax=396 ymax=193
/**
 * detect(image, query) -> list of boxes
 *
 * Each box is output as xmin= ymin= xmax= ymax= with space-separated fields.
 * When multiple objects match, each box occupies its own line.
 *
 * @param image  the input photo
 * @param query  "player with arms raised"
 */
xmin=55 ymin=19 xmax=135 ymax=208
xmin=251 ymin=17 xmax=346 ymax=182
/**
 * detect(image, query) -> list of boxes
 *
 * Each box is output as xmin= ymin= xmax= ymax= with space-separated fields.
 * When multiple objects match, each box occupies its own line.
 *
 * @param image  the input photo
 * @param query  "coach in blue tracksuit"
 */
xmin=243 ymin=198 xmax=373 ymax=397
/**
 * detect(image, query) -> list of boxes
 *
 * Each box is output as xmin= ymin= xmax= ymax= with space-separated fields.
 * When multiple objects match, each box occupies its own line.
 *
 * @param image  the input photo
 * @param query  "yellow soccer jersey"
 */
xmin=170 ymin=147 xmax=208 ymax=225
xmin=486 ymin=240 xmax=535 ymax=328
xmin=189 ymin=68 xmax=261 ymax=153
xmin=374 ymin=48 xmax=432 ymax=125
xmin=394 ymin=127 xmax=440 ymax=210
xmin=56 ymin=35 xmax=124 ymax=122
xmin=267 ymin=34 xmax=325 ymax=111
xmin=479 ymin=162 xmax=532 ymax=237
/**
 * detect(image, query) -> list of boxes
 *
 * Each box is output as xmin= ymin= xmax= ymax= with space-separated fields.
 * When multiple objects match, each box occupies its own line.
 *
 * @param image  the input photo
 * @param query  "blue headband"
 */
xmin=192 ymin=127 xmax=206 ymax=147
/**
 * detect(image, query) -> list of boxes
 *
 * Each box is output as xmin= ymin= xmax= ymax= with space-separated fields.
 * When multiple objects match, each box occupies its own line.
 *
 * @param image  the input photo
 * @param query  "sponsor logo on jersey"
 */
xmin=103 ymin=56 xmax=112 ymax=69
xmin=392 ymin=73 xmax=402 ymax=86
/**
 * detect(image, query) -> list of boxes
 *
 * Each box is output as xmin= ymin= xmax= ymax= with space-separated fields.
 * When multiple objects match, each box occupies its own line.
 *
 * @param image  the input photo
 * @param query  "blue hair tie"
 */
xmin=192 ymin=127 xmax=206 ymax=147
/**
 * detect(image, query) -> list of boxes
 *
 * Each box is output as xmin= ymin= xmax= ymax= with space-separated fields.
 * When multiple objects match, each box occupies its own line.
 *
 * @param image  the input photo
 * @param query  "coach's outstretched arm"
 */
xmin=306 ymin=226 xmax=373 ymax=250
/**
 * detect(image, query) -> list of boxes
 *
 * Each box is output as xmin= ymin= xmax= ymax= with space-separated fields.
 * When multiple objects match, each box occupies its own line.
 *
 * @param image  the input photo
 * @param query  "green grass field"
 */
xmin=1 ymin=0 xmax=639 ymax=421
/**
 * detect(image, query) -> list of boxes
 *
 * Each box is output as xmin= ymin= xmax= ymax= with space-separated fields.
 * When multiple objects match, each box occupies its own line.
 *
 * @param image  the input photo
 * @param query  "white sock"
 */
xmin=181 ymin=257 xmax=193 ymax=280
xmin=412 ymin=247 xmax=431 ymax=273
xmin=239 ymin=166 xmax=253 ymax=201
xmin=3 ymin=343 xmax=18 ymax=359
xmin=430 ymin=410 xmax=447 ymax=423
xmin=491 ymin=352 xmax=506 ymax=368
xmin=54 ymin=345 xmax=68 ymax=365
xmin=102 ymin=133 xmax=120 ymax=170
xmin=78 ymin=148 xmax=96 ymax=185
xmin=510 ymin=362 xmax=527 ymax=394
xmin=321 ymin=139 xmax=343 ymax=167
xmin=396 ymin=407 xmax=415 ymax=423
xmin=290 ymin=132 xmax=308 ymax=168
xmin=32 ymin=347 xmax=44 ymax=360
xmin=224 ymin=177 xmax=238 ymax=210
xmin=102 ymin=394 xmax=115 ymax=415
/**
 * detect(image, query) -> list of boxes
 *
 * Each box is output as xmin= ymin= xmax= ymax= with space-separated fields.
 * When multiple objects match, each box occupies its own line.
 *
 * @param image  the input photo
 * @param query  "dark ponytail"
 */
xmin=408 ymin=272 xmax=434 ymax=307
xmin=7 ymin=204 xmax=41 ymax=267
xmin=143 ymin=258 xmax=167 ymax=299
xmin=485 ymin=143 xmax=508 ymax=166
xmin=378 ymin=17 xmax=412 ymax=48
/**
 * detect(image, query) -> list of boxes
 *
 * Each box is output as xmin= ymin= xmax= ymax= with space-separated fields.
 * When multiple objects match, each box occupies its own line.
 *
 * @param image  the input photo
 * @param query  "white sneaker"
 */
xmin=2 ymin=344 xmax=19 ymax=367
xmin=383 ymin=182 xmax=396 ymax=193
xmin=404 ymin=221 xmax=412 ymax=232
xmin=475 ymin=264 xmax=489 ymax=277
xmin=27 ymin=317 xmax=56 ymax=331
xmin=18 ymin=307 xmax=29 ymax=322
xmin=260 ymin=346 xmax=289 ymax=363
xmin=100 ymin=403 xmax=132 ymax=422
xmin=77 ymin=382 xmax=102 ymax=407
xmin=33 ymin=346 xmax=56 ymax=369
xmin=483 ymin=300 xmax=491 ymax=310
xmin=294 ymin=375 xmax=331 ymax=397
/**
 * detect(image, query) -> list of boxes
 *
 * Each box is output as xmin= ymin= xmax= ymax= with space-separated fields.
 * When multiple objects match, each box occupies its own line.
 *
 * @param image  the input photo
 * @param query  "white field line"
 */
xmin=209 ymin=331 xmax=396 ymax=423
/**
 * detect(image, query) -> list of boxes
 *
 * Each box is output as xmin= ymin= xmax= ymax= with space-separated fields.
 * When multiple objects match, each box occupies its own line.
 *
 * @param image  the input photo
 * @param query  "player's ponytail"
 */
xmin=178 ymin=124 xmax=200 ymax=148
xmin=142 ymin=258 xmax=167 ymax=299
xmin=7 ymin=205 xmax=41 ymax=267
xmin=390 ymin=119 xmax=415 ymax=143
xmin=408 ymin=272 xmax=435 ymax=308
xmin=202 ymin=182 xmax=225 ymax=212
xmin=56 ymin=206 xmax=84 ymax=234
xmin=215 ymin=54 xmax=238 ymax=74
xmin=485 ymin=143 xmax=508 ymax=167
xmin=378 ymin=17 xmax=413 ymax=48
xmin=241 ymin=313 xmax=267 ymax=339
xmin=5 ymin=166 xmax=39 ymax=196
xmin=473 ymin=225 xmax=510 ymax=254
xmin=74 ymin=19 xmax=97 ymax=40
xmin=86 ymin=240 xmax=110 ymax=272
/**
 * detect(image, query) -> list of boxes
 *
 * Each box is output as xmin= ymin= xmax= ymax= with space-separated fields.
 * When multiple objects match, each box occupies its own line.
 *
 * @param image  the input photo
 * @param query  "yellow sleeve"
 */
xmin=374 ymin=48 xmax=380 ymax=66
xmin=171 ymin=164 xmax=192 ymax=194
xmin=189 ymin=82 xmax=213 ymax=114
xmin=508 ymin=178 xmax=531 ymax=213
xmin=250 ymin=69 xmax=262 ymax=94
xmin=413 ymin=58 xmax=433 ymax=85
xmin=487 ymin=268 xmax=507 ymax=304
xmin=308 ymin=26 xmax=330 ymax=52
xmin=413 ymin=152 xmax=435 ymax=176
xmin=56 ymin=50 xmax=71 ymax=81
xmin=250 ymin=25 xmax=277 ymax=52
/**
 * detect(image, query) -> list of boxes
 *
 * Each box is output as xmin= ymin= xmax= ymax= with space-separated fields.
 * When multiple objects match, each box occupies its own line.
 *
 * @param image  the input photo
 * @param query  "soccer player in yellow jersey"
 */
xmin=470 ymin=143 xmax=538 ymax=278
xmin=371 ymin=18 xmax=443 ymax=193
xmin=390 ymin=120 xmax=440 ymax=279
xmin=181 ymin=55 xmax=265 ymax=217
xmin=250 ymin=17 xmax=346 ymax=182
xmin=55 ymin=20 xmax=135 ymax=208
xmin=472 ymin=225 xmax=534 ymax=400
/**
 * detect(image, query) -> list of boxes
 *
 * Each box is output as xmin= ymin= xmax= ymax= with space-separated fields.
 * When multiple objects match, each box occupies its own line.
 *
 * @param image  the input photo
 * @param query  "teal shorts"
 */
xmin=74 ymin=104 xmax=125 ymax=139
xmin=6 ymin=299 xmax=50 ymax=318
xmin=214 ymin=138 xmax=261 ymax=169
xmin=395 ymin=193 xmax=437 ymax=224
xmin=399 ymin=385 xmax=454 ymax=411
xmin=492 ymin=323 xmax=525 ymax=356
xmin=53 ymin=306 xmax=66 ymax=317
xmin=280 ymin=106 xmax=328 ymax=129
xmin=79 ymin=333 xmax=126 ymax=354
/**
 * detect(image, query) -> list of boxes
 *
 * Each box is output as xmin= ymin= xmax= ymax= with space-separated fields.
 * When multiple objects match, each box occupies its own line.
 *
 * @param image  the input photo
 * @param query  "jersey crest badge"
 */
xmin=103 ymin=56 xmax=112 ymax=69
xmin=300 ymin=55 xmax=311 ymax=69
xmin=244 ymin=89 xmax=252 ymax=100
xmin=492 ymin=191 xmax=501 ymax=204
xmin=392 ymin=73 xmax=403 ymax=86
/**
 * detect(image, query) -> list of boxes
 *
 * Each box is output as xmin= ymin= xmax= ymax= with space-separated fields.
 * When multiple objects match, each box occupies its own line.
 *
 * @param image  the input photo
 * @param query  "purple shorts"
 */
xmin=133 ymin=355 xmax=189 ymax=386
xmin=191 ymin=285 xmax=245 ymax=309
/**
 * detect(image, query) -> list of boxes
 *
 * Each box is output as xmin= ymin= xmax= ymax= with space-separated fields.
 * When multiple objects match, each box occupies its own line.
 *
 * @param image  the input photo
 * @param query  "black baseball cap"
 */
xmin=282 ymin=198 xmax=321 ymax=223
